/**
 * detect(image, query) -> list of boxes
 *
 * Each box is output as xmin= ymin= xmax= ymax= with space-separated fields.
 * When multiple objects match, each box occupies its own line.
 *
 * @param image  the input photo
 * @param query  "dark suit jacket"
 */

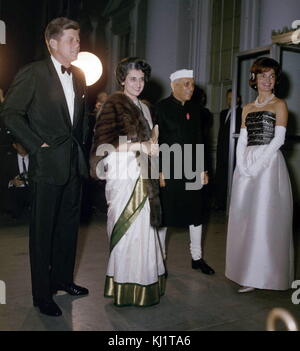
xmin=214 ymin=106 xmax=242 ymax=207
xmin=1 ymin=57 xmax=89 ymax=185
xmin=216 ymin=106 xmax=242 ymax=168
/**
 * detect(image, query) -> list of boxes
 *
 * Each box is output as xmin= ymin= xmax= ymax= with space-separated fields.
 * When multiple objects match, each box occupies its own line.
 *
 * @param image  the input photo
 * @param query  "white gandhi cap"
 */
xmin=170 ymin=69 xmax=194 ymax=82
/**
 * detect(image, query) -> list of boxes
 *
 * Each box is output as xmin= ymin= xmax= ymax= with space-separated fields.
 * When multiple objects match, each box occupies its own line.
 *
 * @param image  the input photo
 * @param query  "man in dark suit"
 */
xmin=0 ymin=142 xmax=30 ymax=218
xmin=214 ymin=89 xmax=242 ymax=210
xmin=1 ymin=17 xmax=89 ymax=316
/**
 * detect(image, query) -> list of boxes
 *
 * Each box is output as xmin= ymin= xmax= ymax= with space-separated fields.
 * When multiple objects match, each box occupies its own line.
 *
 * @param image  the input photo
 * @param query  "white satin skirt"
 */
xmin=225 ymin=146 xmax=294 ymax=290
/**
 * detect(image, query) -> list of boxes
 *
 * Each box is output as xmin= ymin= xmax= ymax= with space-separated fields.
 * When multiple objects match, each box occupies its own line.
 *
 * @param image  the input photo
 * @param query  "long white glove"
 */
xmin=236 ymin=128 xmax=250 ymax=176
xmin=247 ymin=125 xmax=286 ymax=177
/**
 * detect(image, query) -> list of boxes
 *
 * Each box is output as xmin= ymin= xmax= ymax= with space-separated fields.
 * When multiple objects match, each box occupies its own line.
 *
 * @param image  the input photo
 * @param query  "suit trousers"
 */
xmin=29 ymin=154 xmax=82 ymax=301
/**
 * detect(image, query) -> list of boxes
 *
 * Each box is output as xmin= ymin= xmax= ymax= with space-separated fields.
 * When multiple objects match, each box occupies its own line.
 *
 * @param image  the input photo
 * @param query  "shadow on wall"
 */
xmin=191 ymin=85 xmax=208 ymax=106
xmin=279 ymin=72 xmax=300 ymax=231
xmin=277 ymin=72 xmax=291 ymax=100
xmin=278 ymin=72 xmax=297 ymax=138
xmin=140 ymin=77 xmax=165 ymax=105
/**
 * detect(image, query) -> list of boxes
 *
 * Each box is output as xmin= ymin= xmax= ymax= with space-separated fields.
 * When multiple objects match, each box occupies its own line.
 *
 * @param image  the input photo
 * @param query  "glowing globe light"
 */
xmin=72 ymin=52 xmax=103 ymax=86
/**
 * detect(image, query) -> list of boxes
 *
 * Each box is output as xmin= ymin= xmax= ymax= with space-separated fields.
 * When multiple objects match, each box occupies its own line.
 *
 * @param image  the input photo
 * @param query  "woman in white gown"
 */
xmin=225 ymin=57 xmax=294 ymax=293
xmin=90 ymin=58 xmax=165 ymax=306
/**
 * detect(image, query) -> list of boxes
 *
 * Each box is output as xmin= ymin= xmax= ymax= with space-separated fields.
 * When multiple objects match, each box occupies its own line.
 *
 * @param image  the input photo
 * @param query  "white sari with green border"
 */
xmin=99 ymin=102 xmax=166 ymax=307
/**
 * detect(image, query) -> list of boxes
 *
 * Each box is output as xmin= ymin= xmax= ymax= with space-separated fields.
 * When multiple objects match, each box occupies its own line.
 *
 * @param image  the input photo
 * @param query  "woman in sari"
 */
xmin=90 ymin=57 xmax=166 ymax=307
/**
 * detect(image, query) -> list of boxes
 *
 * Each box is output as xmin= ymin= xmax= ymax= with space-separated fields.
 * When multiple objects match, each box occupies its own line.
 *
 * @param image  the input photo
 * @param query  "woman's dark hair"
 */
xmin=116 ymin=57 xmax=151 ymax=86
xmin=249 ymin=57 xmax=281 ymax=91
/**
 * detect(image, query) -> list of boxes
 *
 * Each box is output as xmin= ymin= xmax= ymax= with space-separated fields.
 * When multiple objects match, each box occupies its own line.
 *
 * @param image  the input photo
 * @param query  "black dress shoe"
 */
xmin=33 ymin=298 xmax=62 ymax=317
xmin=52 ymin=283 xmax=89 ymax=296
xmin=192 ymin=258 xmax=215 ymax=275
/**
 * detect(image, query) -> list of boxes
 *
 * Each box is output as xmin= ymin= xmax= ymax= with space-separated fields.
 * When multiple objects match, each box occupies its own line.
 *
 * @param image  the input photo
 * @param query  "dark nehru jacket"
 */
xmin=215 ymin=106 xmax=242 ymax=209
xmin=156 ymin=95 xmax=207 ymax=227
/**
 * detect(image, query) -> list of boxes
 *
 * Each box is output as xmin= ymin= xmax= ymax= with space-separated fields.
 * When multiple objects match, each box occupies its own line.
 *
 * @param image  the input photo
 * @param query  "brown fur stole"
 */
xmin=90 ymin=92 xmax=161 ymax=227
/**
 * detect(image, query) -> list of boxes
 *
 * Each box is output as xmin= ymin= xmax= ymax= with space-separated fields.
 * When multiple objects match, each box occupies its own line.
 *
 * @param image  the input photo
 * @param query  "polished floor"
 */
xmin=0 ymin=209 xmax=300 ymax=331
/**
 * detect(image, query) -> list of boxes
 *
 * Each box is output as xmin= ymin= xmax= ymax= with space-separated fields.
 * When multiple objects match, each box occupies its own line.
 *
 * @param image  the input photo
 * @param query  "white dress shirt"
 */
xmin=51 ymin=56 xmax=75 ymax=124
xmin=18 ymin=154 xmax=29 ymax=174
xmin=225 ymin=105 xmax=239 ymax=124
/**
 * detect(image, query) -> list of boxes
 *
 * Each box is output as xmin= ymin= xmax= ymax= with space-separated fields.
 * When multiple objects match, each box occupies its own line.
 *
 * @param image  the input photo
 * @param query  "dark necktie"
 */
xmin=61 ymin=65 xmax=72 ymax=75
xmin=22 ymin=157 xmax=27 ymax=173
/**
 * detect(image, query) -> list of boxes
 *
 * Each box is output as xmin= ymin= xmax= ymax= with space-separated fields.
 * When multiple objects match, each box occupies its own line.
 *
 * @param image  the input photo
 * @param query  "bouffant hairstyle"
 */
xmin=116 ymin=57 xmax=151 ymax=86
xmin=45 ymin=17 xmax=80 ymax=43
xmin=249 ymin=57 xmax=281 ymax=91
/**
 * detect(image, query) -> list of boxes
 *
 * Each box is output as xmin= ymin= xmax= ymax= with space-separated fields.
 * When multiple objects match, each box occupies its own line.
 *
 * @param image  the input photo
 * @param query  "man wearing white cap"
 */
xmin=156 ymin=69 xmax=215 ymax=275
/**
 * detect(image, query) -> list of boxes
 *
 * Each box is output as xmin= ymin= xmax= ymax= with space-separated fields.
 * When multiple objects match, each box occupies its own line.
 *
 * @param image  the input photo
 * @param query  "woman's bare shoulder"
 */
xmin=274 ymin=97 xmax=287 ymax=108
xmin=242 ymin=102 xmax=254 ymax=117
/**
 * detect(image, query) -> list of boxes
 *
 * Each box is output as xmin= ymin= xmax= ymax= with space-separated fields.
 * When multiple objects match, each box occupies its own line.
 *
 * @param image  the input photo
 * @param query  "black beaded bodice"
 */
xmin=246 ymin=111 xmax=276 ymax=146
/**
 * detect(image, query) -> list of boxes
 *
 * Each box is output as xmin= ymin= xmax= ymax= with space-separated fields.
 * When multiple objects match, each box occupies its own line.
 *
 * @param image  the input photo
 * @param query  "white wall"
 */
xmin=259 ymin=0 xmax=300 ymax=46
xmin=145 ymin=0 xmax=212 ymax=101
xmin=145 ymin=0 xmax=179 ymax=98
xmin=240 ymin=0 xmax=300 ymax=50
